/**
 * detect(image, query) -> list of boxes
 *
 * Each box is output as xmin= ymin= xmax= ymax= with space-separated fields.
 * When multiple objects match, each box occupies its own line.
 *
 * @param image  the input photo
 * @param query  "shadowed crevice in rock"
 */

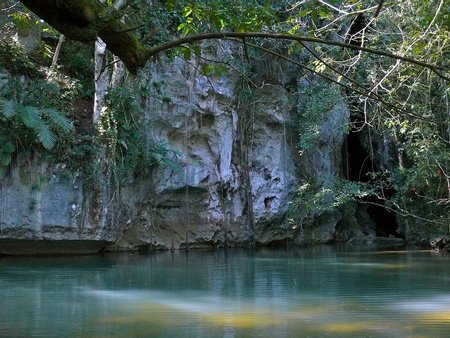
xmin=344 ymin=127 xmax=400 ymax=238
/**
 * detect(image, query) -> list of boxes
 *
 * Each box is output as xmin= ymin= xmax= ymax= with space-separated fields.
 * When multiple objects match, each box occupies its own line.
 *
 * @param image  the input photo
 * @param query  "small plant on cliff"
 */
xmin=102 ymin=86 xmax=181 ymax=182
xmin=0 ymin=99 xmax=73 ymax=178
xmin=0 ymin=39 xmax=36 ymax=74
xmin=296 ymin=80 xmax=341 ymax=155
xmin=288 ymin=178 xmax=374 ymax=229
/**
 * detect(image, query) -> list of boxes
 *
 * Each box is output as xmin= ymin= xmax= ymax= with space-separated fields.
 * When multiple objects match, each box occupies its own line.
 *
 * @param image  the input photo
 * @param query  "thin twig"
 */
xmin=0 ymin=1 xmax=20 ymax=11
xmin=242 ymin=38 xmax=250 ymax=62
xmin=373 ymin=0 xmax=385 ymax=18
xmin=96 ymin=59 xmax=121 ymax=82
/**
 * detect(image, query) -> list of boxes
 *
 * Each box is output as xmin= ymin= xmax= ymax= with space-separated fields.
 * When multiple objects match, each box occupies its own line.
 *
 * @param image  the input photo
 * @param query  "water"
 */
xmin=1 ymin=247 xmax=450 ymax=337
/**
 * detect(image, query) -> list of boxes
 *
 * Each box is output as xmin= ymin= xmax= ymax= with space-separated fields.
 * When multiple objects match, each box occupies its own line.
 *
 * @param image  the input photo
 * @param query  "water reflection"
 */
xmin=1 ymin=248 xmax=450 ymax=337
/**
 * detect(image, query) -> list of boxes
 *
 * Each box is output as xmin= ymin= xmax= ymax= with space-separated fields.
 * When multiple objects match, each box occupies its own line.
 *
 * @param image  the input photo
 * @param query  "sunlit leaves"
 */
xmin=165 ymin=0 xmax=176 ymax=11
xmin=313 ymin=59 xmax=326 ymax=73
xmin=169 ymin=0 xmax=277 ymax=36
xmin=199 ymin=63 xmax=226 ymax=77
xmin=289 ymin=179 xmax=375 ymax=223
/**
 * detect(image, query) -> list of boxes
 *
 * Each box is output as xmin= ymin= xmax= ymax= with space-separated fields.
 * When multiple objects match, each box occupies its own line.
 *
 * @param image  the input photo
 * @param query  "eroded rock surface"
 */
xmin=1 ymin=46 xmax=352 ymax=252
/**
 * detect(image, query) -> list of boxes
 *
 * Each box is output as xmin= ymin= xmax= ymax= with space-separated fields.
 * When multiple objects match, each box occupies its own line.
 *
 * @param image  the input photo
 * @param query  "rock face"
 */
xmin=0 ymin=46 xmax=352 ymax=252
xmin=1 ymin=162 xmax=82 ymax=240
xmin=296 ymin=101 xmax=350 ymax=243
xmin=0 ymin=161 xmax=115 ymax=254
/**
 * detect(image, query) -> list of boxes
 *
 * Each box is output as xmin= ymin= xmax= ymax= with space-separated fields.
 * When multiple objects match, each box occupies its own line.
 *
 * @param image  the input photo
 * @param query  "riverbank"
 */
xmin=0 ymin=236 xmax=410 ymax=256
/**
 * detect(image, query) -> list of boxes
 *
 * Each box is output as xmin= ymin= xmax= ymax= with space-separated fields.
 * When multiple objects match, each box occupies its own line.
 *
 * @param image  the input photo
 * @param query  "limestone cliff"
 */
xmin=0 ymin=46 xmax=351 ymax=252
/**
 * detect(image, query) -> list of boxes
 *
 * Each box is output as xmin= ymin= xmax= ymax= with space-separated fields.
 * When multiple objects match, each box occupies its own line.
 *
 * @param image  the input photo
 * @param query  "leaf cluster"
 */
xmin=296 ymin=79 xmax=341 ymax=153
xmin=289 ymin=177 xmax=374 ymax=226
xmin=168 ymin=0 xmax=277 ymax=36
xmin=0 ymin=99 xmax=72 ymax=178
xmin=0 ymin=39 xmax=37 ymax=74
xmin=103 ymin=85 xmax=181 ymax=183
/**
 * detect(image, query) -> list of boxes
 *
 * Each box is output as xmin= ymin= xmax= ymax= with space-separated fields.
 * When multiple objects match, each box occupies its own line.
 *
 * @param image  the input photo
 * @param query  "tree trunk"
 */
xmin=20 ymin=0 xmax=147 ymax=73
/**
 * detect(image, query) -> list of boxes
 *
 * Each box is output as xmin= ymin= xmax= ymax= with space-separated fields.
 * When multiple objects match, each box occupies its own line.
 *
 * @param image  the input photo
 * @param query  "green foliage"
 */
xmin=288 ymin=178 xmax=374 ymax=226
xmin=103 ymin=86 xmax=181 ymax=183
xmin=0 ymin=140 xmax=15 ymax=179
xmin=58 ymin=41 xmax=95 ymax=98
xmin=0 ymin=99 xmax=72 ymax=178
xmin=6 ymin=6 xmax=61 ymax=64
xmin=0 ymin=39 xmax=36 ymax=74
xmin=390 ymin=139 xmax=450 ymax=235
xmin=102 ymin=86 xmax=142 ymax=179
xmin=0 ymin=99 xmax=72 ymax=149
xmin=170 ymin=0 xmax=277 ymax=35
xmin=147 ymin=141 xmax=182 ymax=175
xmin=1 ymin=0 xmax=448 ymax=241
xmin=0 ymin=36 xmax=81 ymax=180
xmin=296 ymin=80 xmax=341 ymax=154
xmin=281 ymin=0 xmax=450 ymax=239
xmin=120 ymin=0 xmax=180 ymax=48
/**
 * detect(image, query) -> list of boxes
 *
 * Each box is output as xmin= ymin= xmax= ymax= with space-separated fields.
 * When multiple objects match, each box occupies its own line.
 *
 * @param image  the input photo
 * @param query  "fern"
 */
xmin=35 ymin=121 xmax=56 ymax=149
xmin=149 ymin=142 xmax=182 ymax=174
xmin=0 ymin=141 xmax=14 ymax=164
xmin=41 ymin=108 xmax=72 ymax=132
xmin=0 ymin=100 xmax=71 ymax=150
xmin=20 ymin=105 xmax=42 ymax=128
xmin=0 ymin=100 xmax=17 ymax=118
xmin=0 ymin=99 xmax=73 ymax=178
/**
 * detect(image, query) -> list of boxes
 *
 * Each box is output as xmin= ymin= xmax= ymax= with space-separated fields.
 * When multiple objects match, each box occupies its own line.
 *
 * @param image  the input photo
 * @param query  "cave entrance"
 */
xmin=343 ymin=130 xmax=401 ymax=238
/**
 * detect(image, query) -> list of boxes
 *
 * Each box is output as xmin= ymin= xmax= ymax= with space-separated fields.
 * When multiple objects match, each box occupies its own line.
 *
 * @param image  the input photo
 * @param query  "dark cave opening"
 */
xmin=344 ymin=131 xmax=401 ymax=238
xmin=344 ymin=14 xmax=368 ymax=47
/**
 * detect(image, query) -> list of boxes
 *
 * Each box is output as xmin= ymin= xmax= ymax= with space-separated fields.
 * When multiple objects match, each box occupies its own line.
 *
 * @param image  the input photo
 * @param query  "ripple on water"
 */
xmin=2 ymin=249 xmax=450 ymax=337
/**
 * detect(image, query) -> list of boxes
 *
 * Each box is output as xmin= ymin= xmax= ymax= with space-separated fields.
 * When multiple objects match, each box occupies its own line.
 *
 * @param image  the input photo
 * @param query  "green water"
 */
xmin=1 ymin=247 xmax=450 ymax=337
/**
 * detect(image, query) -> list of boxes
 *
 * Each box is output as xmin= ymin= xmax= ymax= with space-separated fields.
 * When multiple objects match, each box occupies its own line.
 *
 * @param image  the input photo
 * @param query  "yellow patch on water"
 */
xmin=321 ymin=322 xmax=371 ymax=333
xmin=348 ymin=250 xmax=430 ymax=255
xmin=384 ymin=263 xmax=412 ymax=269
xmin=416 ymin=311 xmax=450 ymax=323
xmin=202 ymin=311 xmax=282 ymax=327
xmin=101 ymin=308 xmax=282 ymax=328
xmin=331 ymin=262 xmax=413 ymax=270
xmin=357 ymin=262 xmax=412 ymax=269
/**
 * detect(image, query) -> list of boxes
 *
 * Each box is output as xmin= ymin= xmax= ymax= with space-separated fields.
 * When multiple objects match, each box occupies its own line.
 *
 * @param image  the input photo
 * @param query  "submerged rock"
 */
xmin=430 ymin=236 xmax=450 ymax=252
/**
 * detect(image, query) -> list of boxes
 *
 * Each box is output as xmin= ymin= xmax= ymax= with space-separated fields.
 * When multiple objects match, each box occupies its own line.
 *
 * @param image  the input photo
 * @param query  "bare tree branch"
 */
xmin=317 ymin=0 xmax=349 ymax=14
xmin=373 ymin=0 xmax=385 ymax=18
xmin=243 ymin=40 xmax=433 ymax=121
xmin=145 ymin=32 xmax=450 ymax=81
xmin=50 ymin=34 xmax=65 ymax=69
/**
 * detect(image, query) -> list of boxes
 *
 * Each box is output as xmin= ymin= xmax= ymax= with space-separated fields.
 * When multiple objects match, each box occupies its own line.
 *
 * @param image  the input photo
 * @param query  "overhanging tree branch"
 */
xmin=146 ymin=32 xmax=450 ymax=81
xmin=18 ymin=0 xmax=449 ymax=81
xmin=243 ymin=40 xmax=433 ymax=122
xmin=19 ymin=0 xmax=148 ymax=73
xmin=373 ymin=0 xmax=385 ymax=18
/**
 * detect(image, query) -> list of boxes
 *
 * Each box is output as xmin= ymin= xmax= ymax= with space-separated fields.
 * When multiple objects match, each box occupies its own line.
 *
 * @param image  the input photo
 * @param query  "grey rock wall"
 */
xmin=297 ymin=102 xmax=350 ymax=243
xmin=0 ymin=47 xmax=352 ymax=252
xmin=0 ymin=161 xmax=81 ymax=240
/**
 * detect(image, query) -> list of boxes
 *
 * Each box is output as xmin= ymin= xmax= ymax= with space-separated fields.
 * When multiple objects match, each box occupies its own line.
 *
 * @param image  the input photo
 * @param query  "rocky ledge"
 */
xmin=0 ymin=239 xmax=113 ymax=256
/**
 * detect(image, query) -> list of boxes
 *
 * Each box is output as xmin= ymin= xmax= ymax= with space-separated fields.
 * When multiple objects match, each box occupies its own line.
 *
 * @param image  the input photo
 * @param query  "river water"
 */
xmin=1 ymin=246 xmax=450 ymax=337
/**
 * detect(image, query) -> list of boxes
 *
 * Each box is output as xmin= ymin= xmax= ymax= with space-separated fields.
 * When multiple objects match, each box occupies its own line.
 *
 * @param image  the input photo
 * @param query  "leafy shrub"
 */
xmin=0 ymin=99 xmax=72 ymax=178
